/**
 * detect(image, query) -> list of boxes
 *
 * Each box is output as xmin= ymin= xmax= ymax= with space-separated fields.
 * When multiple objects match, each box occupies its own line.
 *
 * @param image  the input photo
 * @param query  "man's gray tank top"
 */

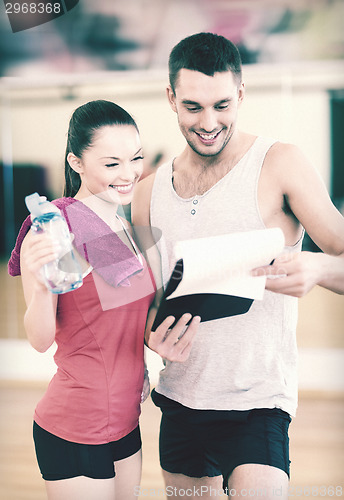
xmin=150 ymin=136 xmax=303 ymax=416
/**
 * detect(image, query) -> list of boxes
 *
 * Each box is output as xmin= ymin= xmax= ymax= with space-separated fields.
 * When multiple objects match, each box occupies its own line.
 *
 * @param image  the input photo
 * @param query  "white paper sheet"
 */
xmin=167 ymin=228 xmax=285 ymax=301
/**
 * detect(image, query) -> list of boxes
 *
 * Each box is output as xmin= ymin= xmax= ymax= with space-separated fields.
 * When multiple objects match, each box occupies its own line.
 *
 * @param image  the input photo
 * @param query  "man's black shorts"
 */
xmin=33 ymin=421 xmax=141 ymax=481
xmin=151 ymin=389 xmax=291 ymax=488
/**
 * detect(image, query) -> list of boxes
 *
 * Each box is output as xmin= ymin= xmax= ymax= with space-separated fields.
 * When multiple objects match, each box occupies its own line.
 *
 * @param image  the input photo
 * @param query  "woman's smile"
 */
xmin=110 ymin=182 xmax=134 ymax=194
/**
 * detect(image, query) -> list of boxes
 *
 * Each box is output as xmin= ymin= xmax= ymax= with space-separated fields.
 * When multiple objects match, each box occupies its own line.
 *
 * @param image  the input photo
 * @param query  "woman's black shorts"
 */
xmin=152 ymin=390 xmax=291 ymax=488
xmin=33 ymin=421 xmax=141 ymax=481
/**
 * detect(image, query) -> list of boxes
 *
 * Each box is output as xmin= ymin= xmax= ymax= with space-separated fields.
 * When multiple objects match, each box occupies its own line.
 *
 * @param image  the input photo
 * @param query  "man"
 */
xmin=132 ymin=32 xmax=344 ymax=499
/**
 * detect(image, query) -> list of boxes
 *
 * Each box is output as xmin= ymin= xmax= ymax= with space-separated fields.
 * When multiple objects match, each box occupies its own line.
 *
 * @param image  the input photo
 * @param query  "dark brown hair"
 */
xmin=64 ymin=100 xmax=138 ymax=197
xmin=169 ymin=32 xmax=242 ymax=94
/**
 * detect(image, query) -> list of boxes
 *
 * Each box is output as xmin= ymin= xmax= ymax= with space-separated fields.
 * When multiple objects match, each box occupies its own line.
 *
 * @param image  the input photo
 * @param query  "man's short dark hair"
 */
xmin=169 ymin=32 xmax=242 ymax=93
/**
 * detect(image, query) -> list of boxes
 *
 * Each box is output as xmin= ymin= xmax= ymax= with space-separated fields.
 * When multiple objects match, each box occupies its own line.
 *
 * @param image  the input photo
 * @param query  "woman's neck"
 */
xmin=74 ymin=192 xmax=119 ymax=229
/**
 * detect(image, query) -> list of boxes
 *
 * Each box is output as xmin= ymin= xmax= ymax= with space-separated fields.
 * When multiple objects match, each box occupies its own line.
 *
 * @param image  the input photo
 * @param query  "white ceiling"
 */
xmin=1 ymin=0 xmax=343 ymax=77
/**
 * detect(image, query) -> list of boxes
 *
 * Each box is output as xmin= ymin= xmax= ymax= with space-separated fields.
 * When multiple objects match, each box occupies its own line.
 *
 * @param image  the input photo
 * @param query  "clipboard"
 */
xmin=151 ymin=228 xmax=285 ymax=331
xmin=152 ymin=259 xmax=253 ymax=330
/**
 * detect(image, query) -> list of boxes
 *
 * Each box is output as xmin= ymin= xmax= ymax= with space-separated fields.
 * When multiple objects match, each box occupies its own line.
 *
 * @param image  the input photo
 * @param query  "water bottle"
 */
xmin=25 ymin=192 xmax=83 ymax=294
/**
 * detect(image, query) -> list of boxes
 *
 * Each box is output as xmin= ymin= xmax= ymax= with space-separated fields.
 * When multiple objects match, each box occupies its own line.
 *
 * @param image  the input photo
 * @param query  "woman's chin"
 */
xmin=107 ymin=189 xmax=133 ymax=206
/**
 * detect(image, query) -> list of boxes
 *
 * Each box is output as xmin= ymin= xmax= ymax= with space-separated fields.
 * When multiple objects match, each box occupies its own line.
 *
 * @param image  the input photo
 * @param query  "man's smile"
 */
xmin=195 ymin=130 xmax=222 ymax=144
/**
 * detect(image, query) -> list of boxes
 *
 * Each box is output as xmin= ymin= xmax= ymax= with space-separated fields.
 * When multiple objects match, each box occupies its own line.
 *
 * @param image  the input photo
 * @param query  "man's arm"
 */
xmin=131 ymin=173 xmax=162 ymax=290
xmin=253 ymin=143 xmax=344 ymax=296
xmin=132 ymin=174 xmax=200 ymax=360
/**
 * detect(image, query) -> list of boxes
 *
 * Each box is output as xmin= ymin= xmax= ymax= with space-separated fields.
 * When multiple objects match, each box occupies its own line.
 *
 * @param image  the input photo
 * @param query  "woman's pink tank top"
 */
xmin=34 ymin=262 xmax=155 ymax=444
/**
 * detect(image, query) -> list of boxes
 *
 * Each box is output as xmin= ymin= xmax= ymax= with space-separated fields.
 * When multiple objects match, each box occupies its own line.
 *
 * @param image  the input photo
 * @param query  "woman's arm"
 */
xmin=20 ymin=231 xmax=58 ymax=352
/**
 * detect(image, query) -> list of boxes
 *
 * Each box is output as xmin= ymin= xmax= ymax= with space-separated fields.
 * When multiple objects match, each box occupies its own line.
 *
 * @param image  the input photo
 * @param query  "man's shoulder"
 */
xmin=266 ymin=140 xmax=301 ymax=156
xmin=136 ymin=171 xmax=157 ymax=198
xmin=132 ymin=173 xmax=157 ymax=225
xmin=262 ymin=141 xmax=314 ymax=197
xmin=264 ymin=141 xmax=306 ymax=171
xmin=137 ymin=160 xmax=172 ymax=195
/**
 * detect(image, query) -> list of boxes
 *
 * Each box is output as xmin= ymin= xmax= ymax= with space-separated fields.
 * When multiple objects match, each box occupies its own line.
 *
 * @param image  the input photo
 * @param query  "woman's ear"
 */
xmin=67 ymin=153 xmax=83 ymax=173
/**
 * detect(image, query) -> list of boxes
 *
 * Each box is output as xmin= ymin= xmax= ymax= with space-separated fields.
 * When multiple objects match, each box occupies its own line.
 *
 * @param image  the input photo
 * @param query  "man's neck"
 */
xmin=172 ymin=131 xmax=255 ymax=198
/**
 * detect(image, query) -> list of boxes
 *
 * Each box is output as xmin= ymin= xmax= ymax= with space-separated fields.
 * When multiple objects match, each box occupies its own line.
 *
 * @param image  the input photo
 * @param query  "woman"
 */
xmin=8 ymin=100 xmax=165 ymax=499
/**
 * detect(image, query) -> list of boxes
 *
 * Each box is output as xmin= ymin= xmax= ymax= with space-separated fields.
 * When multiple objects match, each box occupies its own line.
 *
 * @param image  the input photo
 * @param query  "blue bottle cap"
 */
xmin=25 ymin=192 xmax=59 ymax=217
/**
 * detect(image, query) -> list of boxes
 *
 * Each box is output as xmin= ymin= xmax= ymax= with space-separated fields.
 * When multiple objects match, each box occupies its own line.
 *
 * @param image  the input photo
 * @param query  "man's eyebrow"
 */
xmin=181 ymin=98 xmax=232 ymax=106
xmin=214 ymin=98 xmax=232 ymax=105
xmin=182 ymin=99 xmax=201 ymax=106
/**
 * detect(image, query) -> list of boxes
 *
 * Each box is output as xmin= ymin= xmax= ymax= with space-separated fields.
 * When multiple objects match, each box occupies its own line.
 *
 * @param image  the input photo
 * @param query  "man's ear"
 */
xmin=67 ymin=153 xmax=83 ymax=173
xmin=238 ymin=82 xmax=245 ymax=104
xmin=166 ymin=85 xmax=177 ymax=112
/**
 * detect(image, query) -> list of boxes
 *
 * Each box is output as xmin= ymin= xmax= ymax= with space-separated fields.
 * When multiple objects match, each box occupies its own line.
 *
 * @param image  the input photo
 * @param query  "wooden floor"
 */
xmin=1 ymin=266 xmax=343 ymax=498
xmin=0 ymin=383 xmax=343 ymax=499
